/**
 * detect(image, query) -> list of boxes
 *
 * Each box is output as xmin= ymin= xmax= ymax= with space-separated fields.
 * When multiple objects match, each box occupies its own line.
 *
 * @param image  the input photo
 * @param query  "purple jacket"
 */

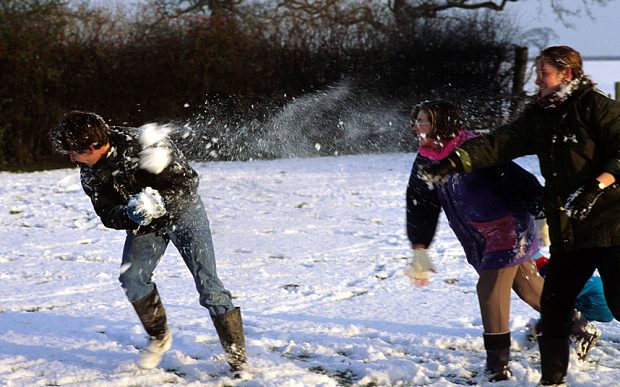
xmin=406 ymin=136 xmax=543 ymax=271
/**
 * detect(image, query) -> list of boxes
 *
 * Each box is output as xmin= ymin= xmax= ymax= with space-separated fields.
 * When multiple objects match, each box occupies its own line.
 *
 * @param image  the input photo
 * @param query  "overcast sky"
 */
xmin=505 ymin=0 xmax=620 ymax=57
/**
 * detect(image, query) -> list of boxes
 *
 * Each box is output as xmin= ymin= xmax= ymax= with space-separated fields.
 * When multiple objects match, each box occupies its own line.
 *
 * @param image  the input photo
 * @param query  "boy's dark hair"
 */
xmin=411 ymin=100 xmax=464 ymax=140
xmin=51 ymin=111 xmax=111 ymax=154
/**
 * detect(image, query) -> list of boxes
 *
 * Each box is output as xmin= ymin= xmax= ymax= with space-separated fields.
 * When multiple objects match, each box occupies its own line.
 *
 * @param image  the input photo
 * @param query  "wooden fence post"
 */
xmin=511 ymin=45 xmax=529 ymax=118
xmin=512 ymin=46 xmax=529 ymax=96
xmin=616 ymin=82 xmax=620 ymax=101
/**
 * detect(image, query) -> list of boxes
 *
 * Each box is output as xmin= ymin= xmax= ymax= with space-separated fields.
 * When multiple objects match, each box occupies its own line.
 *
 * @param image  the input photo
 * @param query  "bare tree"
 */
xmin=150 ymin=0 xmax=244 ymax=18
xmin=389 ymin=0 xmax=518 ymax=19
xmin=548 ymin=0 xmax=612 ymax=27
xmin=145 ymin=0 xmax=611 ymax=42
xmin=274 ymin=0 xmax=386 ymax=29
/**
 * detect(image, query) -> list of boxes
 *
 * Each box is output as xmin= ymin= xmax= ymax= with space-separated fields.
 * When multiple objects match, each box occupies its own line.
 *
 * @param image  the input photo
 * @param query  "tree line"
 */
xmin=1 ymin=0 xmax=530 ymax=169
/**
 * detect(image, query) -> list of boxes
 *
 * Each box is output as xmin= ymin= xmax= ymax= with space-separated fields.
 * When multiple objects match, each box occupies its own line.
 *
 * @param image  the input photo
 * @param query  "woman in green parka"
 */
xmin=419 ymin=46 xmax=620 ymax=385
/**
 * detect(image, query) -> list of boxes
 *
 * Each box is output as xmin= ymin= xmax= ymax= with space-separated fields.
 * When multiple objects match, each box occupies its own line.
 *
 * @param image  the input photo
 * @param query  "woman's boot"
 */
xmin=483 ymin=332 xmax=512 ymax=382
xmin=538 ymin=335 xmax=569 ymax=385
xmin=569 ymin=310 xmax=601 ymax=360
xmin=131 ymin=285 xmax=172 ymax=369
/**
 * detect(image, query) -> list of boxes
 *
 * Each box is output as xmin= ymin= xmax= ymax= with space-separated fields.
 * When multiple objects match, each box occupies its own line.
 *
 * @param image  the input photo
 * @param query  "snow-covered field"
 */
xmin=2 ymin=153 xmax=620 ymax=386
xmin=585 ymin=60 xmax=619 ymax=98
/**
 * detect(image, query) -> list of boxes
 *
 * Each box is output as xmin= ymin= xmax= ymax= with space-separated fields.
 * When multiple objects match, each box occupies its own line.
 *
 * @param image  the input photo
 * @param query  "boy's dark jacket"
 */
xmin=407 ymin=153 xmax=542 ymax=271
xmin=457 ymin=82 xmax=620 ymax=253
xmin=79 ymin=127 xmax=199 ymax=234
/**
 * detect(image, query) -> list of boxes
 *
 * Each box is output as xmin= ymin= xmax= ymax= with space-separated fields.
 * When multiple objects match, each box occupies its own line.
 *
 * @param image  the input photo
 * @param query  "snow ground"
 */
xmin=2 ymin=153 xmax=620 ymax=386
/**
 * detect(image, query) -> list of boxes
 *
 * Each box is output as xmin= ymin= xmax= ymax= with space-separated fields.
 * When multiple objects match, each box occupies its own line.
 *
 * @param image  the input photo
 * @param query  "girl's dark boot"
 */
xmin=483 ymin=332 xmax=512 ymax=382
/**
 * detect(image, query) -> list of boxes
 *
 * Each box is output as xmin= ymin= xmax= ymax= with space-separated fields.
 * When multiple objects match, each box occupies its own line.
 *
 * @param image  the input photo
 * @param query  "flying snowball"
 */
xmin=139 ymin=123 xmax=171 ymax=147
xmin=140 ymin=147 xmax=171 ymax=174
xmin=138 ymin=123 xmax=172 ymax=174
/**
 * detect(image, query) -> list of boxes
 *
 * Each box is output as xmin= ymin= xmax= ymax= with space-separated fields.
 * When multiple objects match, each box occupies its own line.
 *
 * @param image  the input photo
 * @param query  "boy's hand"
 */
xmin=405 ymin=249 xmax=436 ymax=287
xmin=126 ymin=187 xmax=166 ymax=226
xmin=127 ymin=202 xmax=153 ymax=226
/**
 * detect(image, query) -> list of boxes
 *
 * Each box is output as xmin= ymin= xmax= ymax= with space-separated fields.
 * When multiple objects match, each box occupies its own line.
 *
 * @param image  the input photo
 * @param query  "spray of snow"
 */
xmin=138 ymin=123 xmax=172 ymax=174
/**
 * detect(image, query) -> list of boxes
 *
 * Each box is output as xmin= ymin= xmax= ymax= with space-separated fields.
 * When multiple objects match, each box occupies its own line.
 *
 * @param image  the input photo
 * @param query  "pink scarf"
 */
xmin=418 ymin=129 xmax=476 ymax=160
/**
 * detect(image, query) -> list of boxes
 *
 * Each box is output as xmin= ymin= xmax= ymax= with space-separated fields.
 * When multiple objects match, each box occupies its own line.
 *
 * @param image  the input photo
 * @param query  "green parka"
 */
xmin=456 ymin=81 xmax=620 ymax=253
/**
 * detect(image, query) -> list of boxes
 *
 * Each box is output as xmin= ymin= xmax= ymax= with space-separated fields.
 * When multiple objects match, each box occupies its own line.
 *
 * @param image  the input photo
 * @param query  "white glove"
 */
xmin=535 ymin=218 xmax=550 ymax=247
xmin=405 ymin=249 xmax=436 ymax=287
xmin=126 ymin=187 xmax=166 ymax=226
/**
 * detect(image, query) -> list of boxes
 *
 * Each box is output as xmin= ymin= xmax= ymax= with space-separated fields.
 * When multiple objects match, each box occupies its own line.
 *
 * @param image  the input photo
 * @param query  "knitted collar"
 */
xmin=418 ymin=129 xmax=476 ymax=160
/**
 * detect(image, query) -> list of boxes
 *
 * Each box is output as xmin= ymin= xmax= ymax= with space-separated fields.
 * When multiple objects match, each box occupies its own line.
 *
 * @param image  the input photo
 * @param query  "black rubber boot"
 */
xmin=132 ymin=285 xmax=168 ymax=338
xmin=131 ymin=285 xmax=172 ymax=369
xmin=212 ymin=307 xmax=247 ymax=372
xmin=538 ymin=335 xmax=569 ymax=386
xmin=483 ymin=332 xmax=512 ymax=382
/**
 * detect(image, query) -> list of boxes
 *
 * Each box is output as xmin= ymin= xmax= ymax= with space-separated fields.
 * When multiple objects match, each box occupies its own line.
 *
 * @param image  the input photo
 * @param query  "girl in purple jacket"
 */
xmin=405 ymin=100 xmax=595 ymax=382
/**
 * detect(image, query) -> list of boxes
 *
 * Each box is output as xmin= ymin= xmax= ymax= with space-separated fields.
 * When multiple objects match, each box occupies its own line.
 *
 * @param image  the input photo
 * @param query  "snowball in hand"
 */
xmin=127 ymin=187 xmax=166 ymax=226
xmin=138 ymin=123 xmax=172 ymax=174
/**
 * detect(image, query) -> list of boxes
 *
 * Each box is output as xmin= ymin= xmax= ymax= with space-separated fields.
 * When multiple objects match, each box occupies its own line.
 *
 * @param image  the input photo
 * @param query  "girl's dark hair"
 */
xmin=51 ymin=111 xmax=110 ymax=154
xmin=411 ymin=100 xmax=464 ymax=140
xmin=536 ymin=45 xmax=584 ymax=79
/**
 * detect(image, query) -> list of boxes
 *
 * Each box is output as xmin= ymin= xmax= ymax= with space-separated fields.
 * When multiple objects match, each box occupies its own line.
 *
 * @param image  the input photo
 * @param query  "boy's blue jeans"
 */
xmin=119 ymin=197 xmax=234 ymax=317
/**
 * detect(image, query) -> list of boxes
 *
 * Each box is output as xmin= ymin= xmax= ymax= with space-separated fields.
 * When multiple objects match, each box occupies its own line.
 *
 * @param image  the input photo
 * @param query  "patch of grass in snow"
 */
xmin=309 ymin=365 xmax=357 ymax=386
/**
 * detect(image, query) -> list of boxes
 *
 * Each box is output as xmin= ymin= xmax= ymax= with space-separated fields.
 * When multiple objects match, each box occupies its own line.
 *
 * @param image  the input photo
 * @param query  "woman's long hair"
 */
xmin=536 ymin=45 xmax=584 ymax=79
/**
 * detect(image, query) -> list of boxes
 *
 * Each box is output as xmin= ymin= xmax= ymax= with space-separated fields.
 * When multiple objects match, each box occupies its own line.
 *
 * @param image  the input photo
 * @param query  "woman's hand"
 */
xmin=564 ymin=179 xmax=608 ymax=220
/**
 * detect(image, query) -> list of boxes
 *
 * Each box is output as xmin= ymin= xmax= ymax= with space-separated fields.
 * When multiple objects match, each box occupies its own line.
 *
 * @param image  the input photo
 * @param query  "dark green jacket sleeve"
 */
xmin=456 ymin=113 xmax=538 ymax=172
